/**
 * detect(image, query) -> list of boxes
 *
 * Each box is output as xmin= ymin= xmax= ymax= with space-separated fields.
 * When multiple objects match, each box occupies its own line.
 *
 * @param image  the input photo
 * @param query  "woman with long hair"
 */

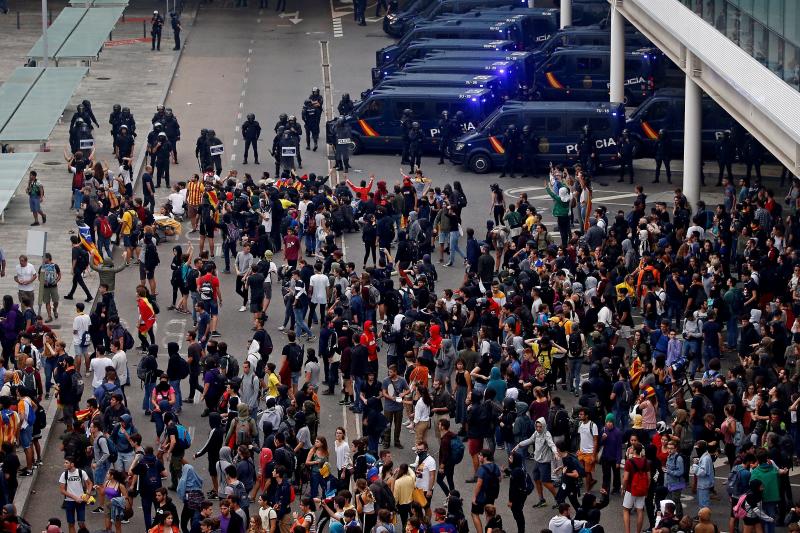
xmin=306 ymin=436 xmax=330 ymax=499
xmin=393 ymin=463 xmax=416 ymax=530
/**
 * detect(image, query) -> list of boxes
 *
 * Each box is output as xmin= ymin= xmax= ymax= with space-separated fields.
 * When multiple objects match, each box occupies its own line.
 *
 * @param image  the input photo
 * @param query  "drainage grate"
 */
xmin=43 ymin=161 xmax=61 ymax=166
xmin=96 ymin=77 xmax=111 ymax=80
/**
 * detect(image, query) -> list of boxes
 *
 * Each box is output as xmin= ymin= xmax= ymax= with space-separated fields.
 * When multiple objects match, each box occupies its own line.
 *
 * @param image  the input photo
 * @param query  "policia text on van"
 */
xmin=449 ymin=100 xmax=626 ymax=174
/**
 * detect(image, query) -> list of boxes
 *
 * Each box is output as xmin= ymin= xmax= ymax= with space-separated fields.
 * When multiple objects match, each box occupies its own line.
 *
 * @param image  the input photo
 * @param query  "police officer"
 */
xmin=272 ymin=126 xmax=285 ymax=177
xmin=301 ymin=100 xmax=321 ymax=151
xmin=119 ymin=107 xmax=136 ymax=139
xmin=279 ymin=131 xmax=297 ymax=174
xmin=115 ymin=125 xmax=135 ymax=164
xmin=275 ymin=0 xmax=286 ymax=13
xmin=207 ymin=129 xmax=223 ymax=175
xmin=153 ymin=132 xmax=172 ymax=188
xmin=653 ymin=129 xmax=672 ymax=184
xmin=400 ymin=109 xmax=413 ymax=164
xmin=742 ymin=132 xmax=763 ymax=184
xmin=274 ymin=113 xmax=289 ymax=133
xmin=195 ymin=128 xmax=212 ymax=172
xmin=354 ymin=0 xmax=366 ymax=25
xmin=242 ymin=113 xmax=262 ymax=164
xmin=287 ymin=116 xmax=303 ymax=168
xmin=338 ymin=93 xmax=354 ymax=116
xmin=499 ymin=124 xmax=520 ymax=178
xmin=151 ymin=10 xmax=164 ymax=51
xmin=81 ymin=100 xmax=99 ymax=128
xmin=71 ymin=121 xmax=93 ymax=155
xmin=170 ymin=12 xmax=182 ymax=50
xmin=577 ymin=125 xmax=597 ymax=176
xmin=70 ymin=104 xmax=92 ymax=134
xmin=617 ymin=129 xmax=635 ymax=184
xmin=408 ymin=121 xmax=424 ymax=173
xmin=152 ymin=105 xmax=166 ymax=126
xmin=163 ymin=108 xmax=181 ymax=164
xmin=437 ymin=110 xmax=452 ymax=165
xmin=309 ymin=87 xmax=324 ymax=111
xmin=374 ymin=0 xmax=387 ymax=17
xmin=147 ymin=123 xmax=164 ymax=167
xmin=453 ymin=110 xmax=466 ymax=133
xmin=716 ymin=130 xmax=735 ymax=186
xmin=334 ymin=118 xmax=352 ymax=172
xmin=109 ymin=104 xmax=122 ymax=150
xmin=520 ymin=124 xmax=538 ymax=177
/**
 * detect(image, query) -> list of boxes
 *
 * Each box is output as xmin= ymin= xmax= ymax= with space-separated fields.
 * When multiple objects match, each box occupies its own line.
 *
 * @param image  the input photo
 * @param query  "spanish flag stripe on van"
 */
xmin=489 ymin=136 xmax=505 ymax=154
xmin=545 ymin=72 xmax=564 ymax=90
xmin=641 ymin=120 xmax=659 ymax=140
xmin=358 ymin=120 xmax=379 ymax=137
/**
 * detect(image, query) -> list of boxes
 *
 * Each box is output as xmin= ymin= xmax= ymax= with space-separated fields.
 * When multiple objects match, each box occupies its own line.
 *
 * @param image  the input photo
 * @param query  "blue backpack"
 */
xmin=449 ymin=437 xmax=465 ymax=465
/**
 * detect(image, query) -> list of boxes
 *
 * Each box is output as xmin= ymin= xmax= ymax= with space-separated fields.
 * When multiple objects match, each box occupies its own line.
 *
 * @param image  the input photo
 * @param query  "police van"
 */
xmin=399 ymin=58 xmax=522 ymax=96
xmin=368 ymin=72 xmax=504 ymax=100
xmin=532 ymin=26 xmax=652 ymax=66
xmin=531 ymin=46 xmax=674 ymax=105
xmin=325 ymin=86 xmax=498 ymax=154
xmin=372 ymin=38 xmax=516 ymax=85
xmin=429 ymin=8 xmax=560 ymax=49
xmin=539 ymin=0 xmax=612 ymax=26
xmin=450 ymin=100 xmax=626 ymax=173
xmin=625 ymin=88 xmax=735 ymax=157
xmin=424 ymin=49 xmax=535 ymax=82
xmin=384 ymin=0 xmax=527 ymax=37
xmin=383 ymin=0 xmax=437 ymax=36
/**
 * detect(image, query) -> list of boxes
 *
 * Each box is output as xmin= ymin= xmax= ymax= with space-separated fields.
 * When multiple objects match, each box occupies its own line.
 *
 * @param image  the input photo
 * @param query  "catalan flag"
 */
xmin=77 ymin=222 xmax=103 ymax=266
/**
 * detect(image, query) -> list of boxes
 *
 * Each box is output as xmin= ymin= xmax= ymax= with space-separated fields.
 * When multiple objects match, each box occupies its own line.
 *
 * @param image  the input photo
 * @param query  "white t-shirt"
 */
xmin=309 ymin=273 xmax=330 ymax=305
xmin=414 ymin=455 xmax=437 ymax=491
xmin=259 ymin=506 xmax=277 ymax=531
xmin=414 ymin=398 xmax=431 ymax=424
xmin=90 ymin=356 xmax=114 ymax=387
xmin=169 ymin=191 xmax=186 ymax=215
xmin=112 ymin=350 xmax=128 ymax=385
xmin=72 ymin=313 xmax=92 ymax=346
xmin=578 ymin=420 xmax=599 ymax=454
xmin=15 ymin=263 xmax=37 ymax=291
xmin=304 ymin=361 xmax=320 ymax=387
xmin=59 ymin=467 xmax=90 ymax=501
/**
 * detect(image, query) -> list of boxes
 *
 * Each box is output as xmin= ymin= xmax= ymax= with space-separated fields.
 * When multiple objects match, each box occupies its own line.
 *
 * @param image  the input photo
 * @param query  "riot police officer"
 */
xmin=407 ymin=121 xmax=424 ymax=173
xmin=163 ymin=108 xmax=180 ymax=164
xmin=119 ymin=107 xmax=136 ymax=138
xmin=81 ymin=100 xmax=99 ymax=128
xmin=152 ymin=104 xmax=166 ymax=126
xmin=742 ymin=132 xmax=763 ymax=184
xmin=334 ymin=118 xmax=352 ymax=172
xmin=207 ymin=129 xmax=223 ymax=175
xmin=716 ymin=130 xmax=735 ymax=186
xmin=70 ymin=120 xmax=93 ymax=154
xmin=577 ymin=125 xmax=597 ymax=176
xmin=274 ymin=113 xmax=289 ymax=133
xmin=309 ymin=87 xmax=324 ymax=110
xmin=521 ymin=125 xmax=538 ymax=177
xmin=437 ymin=110 xmax=452 ymax=165
xmin=195 ymin=128 xmax=212 ymax=172
xmin=147 ymin=123 xmax=164 ymax=167
xmin=653 ymin=129 xmax=672 ymax=184
xmin=152 ymin=132 xmax=172 ymax=188
xmin=279 ymin=131 xmax=297 ymax=174
xmin=151 ymin=10 xmax=164 ymax=51
xmin=354 ymin=0 xmax=366 ymax=25
xmin=115 ymin=125 xmax=135 ymax=164
xmin=70 ymin=104 xmax=93 ymax=134
xmin=170 ymin=12 xmax=182 ymax=50
xmin=287 ymin=116 xmax=303 ymax=168
xmin=272 ymin=126 xmax=285 ymax=177
xmin=500 ymin=125 xmax=520 ymax=178
xmin=338 ymin=93 xmax=354 ymax=116
xmin=242 ymin=113 xmax=262 ymax=164
xmin=301 ymin=100 xmax=322 ymax=151
xmin=617 ymin=129 xmax=635 ymax=184
xmin=400 ymin=109 xmax=413 ymax=164
xmin=109 ymin=104 xmax=122 ymax=150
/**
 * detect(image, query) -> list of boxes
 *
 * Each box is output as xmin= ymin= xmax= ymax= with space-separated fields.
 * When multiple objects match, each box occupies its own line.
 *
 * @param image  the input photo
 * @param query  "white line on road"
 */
xmin=233 ymin=139 xmax=238 ymax=146
xmin=235 ymin=126 xmax=240 ymax=132
xmin=248 ymin=48 xmax=253 ymax=54
xmin=231 ymin=154 xmax=236 ymax=162
xmin=247 ymin=57 xmax=251 ymax=63
xmin=245 ymin=67 xmax=250 ymax=73
xmin=244 ymin=78 xmax=248 ymax=84
xmin=239 ymin=102 xmax=244 ymax=108
xmin=257 ymin=18 xmax=261 ymax=23
xmin=237 ymin=112 xmax=242 ymax=119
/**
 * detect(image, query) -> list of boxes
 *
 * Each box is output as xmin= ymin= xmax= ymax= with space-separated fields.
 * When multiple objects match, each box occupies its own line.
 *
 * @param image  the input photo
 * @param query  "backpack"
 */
xmin=523 ymin=471 xmax=535 ymax=495
xmin=34 ymin=403 xmax=46 ymax=431
xmin=567 ymin=332 xmax=583 ymax=358
xmin=732 ymin=420 xmax=745 ymax=449
xmin=725 ymin=464 xmax=749 ymax=497
xmin=286 ymin=344 xmax=304 ymax=373
xmin=199 ymin=279 xmax=214 ymax=301
xmin=487 ymin=340 xmax=501 ymax=362
xmin=137 ymin=354 xmax=155 ymax=383
xmin=551 ymin=409 xmax=570 ymax=437
xmin=40 ymin=263 xmax=58 ymax=287
xmin=98 ymin=216 xmax=113 ymax=239
xmin=701 ymin=394 xmax=714 ymax=417
xmin=176 ymin=424 xmax=192 ymax=448
xmin=75 ymin=248 xmax=90 ymax=272
xmin=21 ymin=372 xmax=36 ymax=395
xmin=212 ymin=368 xmax=228 ymax=390
xmin=71 ymin=371 xmax=85 ymax=402
xmin=628 ymin=458 xmax=649 ymax=497
xmin=98 ymin=382 xmax=121 ymax=411
xmin=678 ymin=424 xmax=694 ymax=451
xmin=121 ymin=328 xmax=135 ymax=351
xmin=101 ymin=436 xmax=119 ymax=464
xmin=368 ymin=285 xmax=381 ymax=307
xmin=732 ymin=494 xmax=748 ymax=519
xmin=19 ymin=399 xmax=36 ymax=427
xmin=620 ymin=381 xmax=633 ymax=407
xmin=72 ymin=169 xmax=85 ymax=190
xmin=140 ymin=455 xmax=162 ymax=490
xmin=481 ymin=464 xmax=500 ymax=502
xmin=579 ymin=525 xmax=598 ymax=533
xmin=449 ymin=436 xmax=465 ymax=465
xmin=226 ymin=222 xmax=241 ymax=243
xmin=220 ymin=355 xmax=240 ymax=379
xmin=176 ymin=357 xmax=191 ymax=380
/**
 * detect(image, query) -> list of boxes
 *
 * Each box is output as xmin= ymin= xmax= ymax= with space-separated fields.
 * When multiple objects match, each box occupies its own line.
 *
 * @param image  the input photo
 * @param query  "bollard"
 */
xmin=48 ymin=9 xmax=51 ymax=25
xmin=143 ymin=20 xmax=146 ymax=38
xmin=16 ymin=11 xmax=19 ymax=29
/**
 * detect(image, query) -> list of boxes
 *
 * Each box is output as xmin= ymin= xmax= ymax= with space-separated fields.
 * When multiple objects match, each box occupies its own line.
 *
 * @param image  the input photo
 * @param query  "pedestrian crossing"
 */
xmin=332 ymin=18 xmax=344 ymax=37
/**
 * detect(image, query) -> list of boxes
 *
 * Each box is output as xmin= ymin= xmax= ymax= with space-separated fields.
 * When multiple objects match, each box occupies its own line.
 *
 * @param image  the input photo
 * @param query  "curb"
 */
xmin=14 ymin=0 xmax=200 ymax=519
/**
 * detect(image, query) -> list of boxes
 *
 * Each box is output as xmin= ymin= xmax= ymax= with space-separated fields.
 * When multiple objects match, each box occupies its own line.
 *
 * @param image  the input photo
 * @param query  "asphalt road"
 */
xmin=26 ymin=3 xmax=793 ymax=532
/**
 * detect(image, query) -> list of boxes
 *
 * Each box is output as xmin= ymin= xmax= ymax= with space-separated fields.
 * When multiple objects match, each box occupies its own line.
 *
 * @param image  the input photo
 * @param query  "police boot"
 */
xmin=617 ymin=176 xmax=625 ymax=182
xmin=313 ymin=142 xmax=318 ymax=151
xmin=255 ymin=159 xmax=260 ymax=164
xmin=499 ymin=173 xmax=506 ymax=178
xmin=306 ymin=144 xmax=311 ymax=150
xmin=438 ymin=159 xmax=444 ymax=165
xmin=243 ymin=159 xmax=248 ymax=164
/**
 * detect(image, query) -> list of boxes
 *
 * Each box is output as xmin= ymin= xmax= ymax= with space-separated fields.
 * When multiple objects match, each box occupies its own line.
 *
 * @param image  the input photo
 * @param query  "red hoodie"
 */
xmin=346 ymin=177 xmax=374 ymax=202
xmin=361 ymin=320 xmax=378 ymax=362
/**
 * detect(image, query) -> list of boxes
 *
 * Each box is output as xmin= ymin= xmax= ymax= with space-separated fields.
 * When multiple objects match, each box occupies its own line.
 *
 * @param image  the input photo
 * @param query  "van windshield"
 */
xmin=478 ymin=107 xmax=504 ymax=131
xmin=399 ymin=0 xmax=427 ymax=14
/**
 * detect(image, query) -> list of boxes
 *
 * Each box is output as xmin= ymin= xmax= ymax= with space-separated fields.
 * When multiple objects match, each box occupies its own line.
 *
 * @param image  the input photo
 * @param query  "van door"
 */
xmin=574 ymin=55 xmax=605 ymax=100
xmin=487 ymin=112 xmax=520 ymax=156
xmin=537 ymin=54 xmax=567 ymax=99
xmin=391 ymin=100 xmax=426 ymax=147
xmin=538 ymin=116 xmax=565 ymax=161
xmin=356 ymin=97 xmax=389 ymax=148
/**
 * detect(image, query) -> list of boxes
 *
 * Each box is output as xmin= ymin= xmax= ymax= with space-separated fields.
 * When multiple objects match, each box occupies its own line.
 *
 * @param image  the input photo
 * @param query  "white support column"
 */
xmin=560 ymin=0 xmax=571 ymax=28
xmin=683 ymin=62 xmax=702 ymax=208
xmin=41 ymin=0 xmax=48 ymax=68
xmin=609 ymin=4 xmax=624 ymax=103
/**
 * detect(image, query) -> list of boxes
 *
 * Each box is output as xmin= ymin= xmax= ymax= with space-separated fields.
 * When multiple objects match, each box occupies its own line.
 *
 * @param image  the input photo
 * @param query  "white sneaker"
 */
xmin=238 ymin=305 xmax=247 ymax=312
xmin=278 ymin=326 xmax=285 ymax=331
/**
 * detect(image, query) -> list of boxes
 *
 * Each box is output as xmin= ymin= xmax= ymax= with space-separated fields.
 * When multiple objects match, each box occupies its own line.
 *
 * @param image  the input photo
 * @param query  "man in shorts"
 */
xmin=622 ymin=442 xmax=648 ymax=533
xmin=38 ymin=253 xmax=61 ymax=322
xmin=513 ymin=417 xmax=558 ymax=507
xmin=576 ymin=407 xmax=599 ymax=492
xmin=59 ymin=456 xmax=93 ymax=533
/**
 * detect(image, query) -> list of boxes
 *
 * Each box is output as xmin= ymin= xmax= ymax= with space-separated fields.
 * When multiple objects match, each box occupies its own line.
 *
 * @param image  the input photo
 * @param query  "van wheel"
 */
xmin=469 ymin=153 xmax=492 ymax=174
xmin=351 ymin=137 xmax=363 ymax=155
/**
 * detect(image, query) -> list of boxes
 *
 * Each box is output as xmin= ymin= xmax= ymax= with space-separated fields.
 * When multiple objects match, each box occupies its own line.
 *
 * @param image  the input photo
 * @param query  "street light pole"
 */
xmin=41 ymin=0 xmax=48 ymax=68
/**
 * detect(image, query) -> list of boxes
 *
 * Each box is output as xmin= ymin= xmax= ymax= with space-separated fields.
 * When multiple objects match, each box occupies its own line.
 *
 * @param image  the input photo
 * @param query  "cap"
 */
xmin=120 ymin=414 xmax=132 ymax=424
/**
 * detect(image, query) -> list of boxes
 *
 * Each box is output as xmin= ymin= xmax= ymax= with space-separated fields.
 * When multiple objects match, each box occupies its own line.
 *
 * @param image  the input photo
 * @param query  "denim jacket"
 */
xmin=664 ymin=452 xmax=686 ymax=491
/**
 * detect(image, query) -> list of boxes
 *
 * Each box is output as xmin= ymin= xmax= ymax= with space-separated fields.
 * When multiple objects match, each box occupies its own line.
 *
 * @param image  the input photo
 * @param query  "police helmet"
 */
xmin=277 ymin=126 xmax=285 ymax=134
xmin=622 ymin=128 xmax=629 ymax=136
xmin=342 ymin=93 xmax=351 ymax=100
xmin=412 ymin=121 xmax=420 ymax=128
xmin=304 ymin=100 xmax=312 ymax=107
xmin=153 ymin=122 xmax=162 ymax=129
xmin=522 ymin=125 xmax=531 ymax=134
xmin=201 ymin=128 xmax=209 ymax=136
xmin=121 ymin=107 xmax=130 ymax=114
xmin=82 ymin=99 xmax=91 ymax=108
xmin=403 ymin=108 xmax=412 ymax=116
xmin=247 ymin=113 xmax=255 ymax=121
xmin=165 ymin=108 xmax=173 ymax=117
xmin=658 ymin=129 xmax=666 ymax=136
xmin=120 ymin=124 xmax=128 ymax=131
xmin=158 ymin=132 xmax=167 ymax=138
xmin=113 ymin=104 xmax=121 ymax=112
xmin=75 ymin=117 xmax=84 ymax=125
xmin=279 ymin=113 xmax=288 ymax=121
xmin=441 ymin=110 xmax=448 ymax=119
xmin=288 ymin=115 xmax=297 ymax=122
xmin=153 ymin=10 xmax=158 ymax=14
xmin=582 ymin=124 xmax=590 ymax=134
xmin=76 ymin=104 xmax=84 ymax=112
xmin=157 ymin=105 xmax=165 ymax=112
xmin=507 ymin=124 xmax=516 ymax=131
xmin=208 ymin=129 xmax=216 ymax=137
xmin=312 ymin=87 xmax=320 ymax=95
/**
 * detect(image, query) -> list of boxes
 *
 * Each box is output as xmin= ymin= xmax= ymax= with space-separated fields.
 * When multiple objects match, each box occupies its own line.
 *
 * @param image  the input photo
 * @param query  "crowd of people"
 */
xmin=2 ymin=85 xmax=800 ymax=533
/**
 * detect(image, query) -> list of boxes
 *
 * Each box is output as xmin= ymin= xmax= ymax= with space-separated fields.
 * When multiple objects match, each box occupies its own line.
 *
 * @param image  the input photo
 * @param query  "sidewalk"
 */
xmin=0 ymin=0 xmax=194 ymax=516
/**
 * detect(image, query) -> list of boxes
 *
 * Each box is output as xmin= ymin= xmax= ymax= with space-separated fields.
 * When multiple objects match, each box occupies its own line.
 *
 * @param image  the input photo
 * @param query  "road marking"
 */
xmin=247 ymin=57 xmax=251 ymax=63
xmin=332 ymin=18 xmax=343 ymax=37
xmin=248 ymin=48 xmax=253 ymax=54
xmin=241 ymin=90 xmax=246 ymax=97
xmin=257 ymin=18 xmax=261 ymax=23
xmin=237 ymin=112 xmax=242 ymax=120
xmin=235 ymin=126 xmax=240 ymax=132
xmin=245 ymin=67 xmax=250 ymax=73
xmin=365 ymin=16 xmax=382 ymax=22
xmin=239 ymin=102 xmax=244 ymax=108
xmin=231 ymin=154 xmax=237 ymax=162
xmin=244 ymin=77 xmax=248 ymax=84
xmin=233 ymin=139 xmax=238 ymax=146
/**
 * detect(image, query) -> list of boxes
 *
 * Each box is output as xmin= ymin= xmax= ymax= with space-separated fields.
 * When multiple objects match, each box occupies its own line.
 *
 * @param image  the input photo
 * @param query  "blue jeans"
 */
xmin=569 ymin=358 xmax=583 ymax=392
xmin=703 ymin=344 xmax=719 ymax=369
xmin=170 ymin=379 xmax=182 ymax=411
xmin=655 ymin=385 xmax=669 ymax=421
xmin=294 ymin=307 xmax=313 ymax=337
xmin=142 ymin=382 xmax=155 ymax=412
xmin=696 ymin=487 xmax=711 ymax=509
xmin=309 ymin=471 xmax=324 ymax=499
xmin=222 ymin=240 xmax=236 ymax=272
xmin=72 ymin=188 xmax=83 ymax=211
xmin=353 ymin=375 xmax=365 ymax=412
xmin=448 ymin=231 xmax=465 ymax=264
xmin=116 ymin=450 xmax=135 ymax=471
xmin=666 ymin=301 xmax=682 ymax=328
xmin=726 ymin=316 xmax=738 ymax=348
xmin=97 ymin=235 xmax=112 ymax=258
xmin=304 ymin=233 xmax=316 ymax=254
xmin=762 ymin=502 xmax=777 ymax=533
xmin=190 ymin=292 xmax=199 ymax=325
xmin=614 ymin=407 xmax=629 ymax=430
xmin=44 ymin=357 xmax=58 ymax=393
xmin=685 ymin=339 xmax=702 ymax=377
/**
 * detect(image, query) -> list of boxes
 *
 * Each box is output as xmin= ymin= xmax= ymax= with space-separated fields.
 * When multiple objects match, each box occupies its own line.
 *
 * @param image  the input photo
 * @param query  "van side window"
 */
xmin=435 ymin=103 xmax=451 ymax=117
xmin=642 ymin=100 xmax=670 ymax=122
xmin=393 ymin=101 xmax=425 ymax=120
xmin=588 ymin=118 xmax=611 ymax=134
xmin=624 ymin=58 xmax=640 ymax=72
xmin=527 ymin=117 xmax=546 ymax=132
xmin=546 ymin=55 xmax=565 ymax=70
xmin=576 ymin=57 xmax=603 ymax=72
xmin=362 ymin=99 xmax=384 ymax=119
xmin=546 ymin=117 xmax=563 ymax=134
xmin=491 ymin=114 xmax=519 ymax=134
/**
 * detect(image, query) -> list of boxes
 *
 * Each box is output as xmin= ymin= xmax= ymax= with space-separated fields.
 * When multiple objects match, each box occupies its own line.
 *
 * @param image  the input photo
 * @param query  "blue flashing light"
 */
xmin=499 ymin=69 xmax=505 ymax=74
xmin=471 ymin=97 xmax=478 ymax=102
